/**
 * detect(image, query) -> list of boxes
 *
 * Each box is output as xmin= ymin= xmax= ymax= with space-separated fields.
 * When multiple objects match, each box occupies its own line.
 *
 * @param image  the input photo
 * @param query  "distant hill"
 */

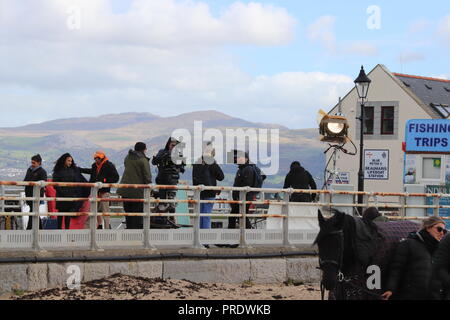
xmin=5 ymin=112 xmax=160 ymax=131
xmin=0 ymin=111 xmax=326 ymax=188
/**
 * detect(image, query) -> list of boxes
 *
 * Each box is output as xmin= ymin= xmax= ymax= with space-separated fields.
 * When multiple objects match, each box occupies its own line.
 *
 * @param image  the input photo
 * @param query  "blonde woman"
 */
xmin=381 ymin=216 xmax=447 ymax=300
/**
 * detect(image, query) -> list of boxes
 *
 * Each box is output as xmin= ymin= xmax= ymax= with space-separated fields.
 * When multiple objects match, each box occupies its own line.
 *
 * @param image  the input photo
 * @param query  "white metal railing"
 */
xmin=1 ymin=180 xmax=450 ymax=251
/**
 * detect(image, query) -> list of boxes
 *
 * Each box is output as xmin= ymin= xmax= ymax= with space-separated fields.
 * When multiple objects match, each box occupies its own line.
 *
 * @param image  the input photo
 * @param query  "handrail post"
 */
xmin=400 ymin=193 xmax=407 ymax=218
xmin=192 ymin=187 xmax=203 ymax=249
xmin=89 ymin=183 xmax=100 ymax=250
xmin=32 ymin=182 xmax=42 ymax=251
xmin=0 ymin=184 xmax=4 ymax=221
xmin=433 ymin=194 xmax=441 ymax=217
xmin=239 ymin=188 xmax=250 ymax=248
xmin=282 ymin=189 xmax=293 ymax=247
xmin=143 ymin=186 xmax=156 ymax=250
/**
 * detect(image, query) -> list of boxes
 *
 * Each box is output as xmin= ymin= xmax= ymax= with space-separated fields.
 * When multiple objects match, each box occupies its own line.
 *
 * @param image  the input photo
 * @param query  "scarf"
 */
xmin=418 ymin=228 xmax=439 ymax=255
xmin=96 ymin=157 xmax=108 ymax=175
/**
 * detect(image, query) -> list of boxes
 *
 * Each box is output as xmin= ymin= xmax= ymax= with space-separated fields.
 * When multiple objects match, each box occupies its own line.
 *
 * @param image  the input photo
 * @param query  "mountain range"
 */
xmin=0 ymin=111 xmax=326 ymax=188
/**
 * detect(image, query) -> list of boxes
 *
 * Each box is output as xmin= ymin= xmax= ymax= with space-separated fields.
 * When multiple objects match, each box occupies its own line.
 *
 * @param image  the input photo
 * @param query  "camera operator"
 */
xmin=152 ymin=137 xmax=186 ymax=226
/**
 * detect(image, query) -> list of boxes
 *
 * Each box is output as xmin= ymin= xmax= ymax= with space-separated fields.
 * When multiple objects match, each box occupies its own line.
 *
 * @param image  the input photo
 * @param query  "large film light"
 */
xmin=319 ymin=113 xmax=349 ymax=144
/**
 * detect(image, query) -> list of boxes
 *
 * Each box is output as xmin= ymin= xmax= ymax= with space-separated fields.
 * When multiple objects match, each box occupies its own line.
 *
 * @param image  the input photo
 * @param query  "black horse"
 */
xmin=315 ymin=209 xmax=419 ymax=300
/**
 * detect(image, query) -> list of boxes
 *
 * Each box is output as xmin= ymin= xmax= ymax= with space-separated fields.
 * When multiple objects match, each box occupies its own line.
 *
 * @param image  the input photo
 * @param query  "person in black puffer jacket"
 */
xmin=431 ymin=232 xmax=450 ymax=299
xmin=283 ymin=161 xmax=317 ymax=202
xmin=228 ymin=151 xmax=265 ymax=230
xmin=52 ymin=153 xmax=89 ymax=230
xmin=381 ymin=216 xmax=447 ymax=300
xmin=152 ymin=137 xmax=186 ymax=226
xmin=23 ymin=154 xmax=47 ymax=230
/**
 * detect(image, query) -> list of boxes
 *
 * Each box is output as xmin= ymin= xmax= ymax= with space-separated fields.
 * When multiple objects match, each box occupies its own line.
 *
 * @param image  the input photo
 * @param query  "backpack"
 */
xmin=251 ymin=165 xmax=265 ymax=188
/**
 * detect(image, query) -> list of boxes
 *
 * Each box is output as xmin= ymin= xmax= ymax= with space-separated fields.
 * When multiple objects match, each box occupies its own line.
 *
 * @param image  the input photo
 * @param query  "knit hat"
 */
xmin=93 ymin=151 xmax=106 ymax=159
xmin=134 ymin=142 xmax=147 ymax=152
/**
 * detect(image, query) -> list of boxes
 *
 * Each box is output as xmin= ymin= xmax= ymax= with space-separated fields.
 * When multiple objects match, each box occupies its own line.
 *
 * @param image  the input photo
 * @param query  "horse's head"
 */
xmin=315 ymin=209 xmax=346 ymax=291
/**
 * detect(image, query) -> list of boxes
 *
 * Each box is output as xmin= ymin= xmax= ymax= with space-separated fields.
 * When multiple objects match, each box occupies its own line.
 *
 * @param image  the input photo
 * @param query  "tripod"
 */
xmin=322 ymin=144 xmax=346 ymax=190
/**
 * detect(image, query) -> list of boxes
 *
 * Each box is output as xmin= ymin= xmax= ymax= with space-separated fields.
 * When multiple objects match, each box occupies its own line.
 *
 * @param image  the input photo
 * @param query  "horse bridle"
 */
xmin=318 ymin=229 xmax=345 ymax=299
xmin=317 ymin=229 xmax=382 ymax=300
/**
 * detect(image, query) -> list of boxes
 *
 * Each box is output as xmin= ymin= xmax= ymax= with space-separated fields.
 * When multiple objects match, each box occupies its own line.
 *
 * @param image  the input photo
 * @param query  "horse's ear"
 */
xmin=318 ymin=209 xmax=326 ymax=226
xmin=332 ymin=209 xmax=345 ymax=228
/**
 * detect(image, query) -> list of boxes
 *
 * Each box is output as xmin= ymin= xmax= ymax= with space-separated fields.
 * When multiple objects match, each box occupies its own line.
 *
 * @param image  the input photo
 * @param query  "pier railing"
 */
xmin=0 ymin=181 xmax=449 ymax=251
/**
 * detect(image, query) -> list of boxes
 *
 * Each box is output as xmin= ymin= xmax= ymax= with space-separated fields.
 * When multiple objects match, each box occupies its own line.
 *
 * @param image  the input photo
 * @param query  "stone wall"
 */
xmin=0 ymin=257 xmax=320 ymax=294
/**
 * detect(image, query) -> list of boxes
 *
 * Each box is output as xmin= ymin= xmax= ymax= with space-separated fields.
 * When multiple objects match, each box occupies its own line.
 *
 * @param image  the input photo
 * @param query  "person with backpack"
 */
xmin=81 ymin=151 xmax=119 ymax=229
xmin=283 ymin=161 xmax=317 ymax=202
xmin=228 ymin=151 xmax=265 ymax=230
xmin=23 ymin=154 xmax=47 ymax=230
xmin=192 ymin=143 xmax=224 ymax=230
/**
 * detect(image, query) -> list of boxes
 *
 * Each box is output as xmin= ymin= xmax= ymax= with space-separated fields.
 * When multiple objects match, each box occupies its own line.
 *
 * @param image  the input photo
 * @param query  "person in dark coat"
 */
xmin=431 ymin=232 xmax=450 ymax=299
xmin=23 ymin=154 xmax=47 ymax=230
xmin=81 ymin=151 xmax=119 ymax=229
xmin=283 ymin=161 xmax=317 ymax=202
xmin=152 ymin=137 xmax=185 ymax=226
xmin=228 ymin=151 xmax=264 ymax=230
xmin=381 ymin=216 xmax=447 ymax=300
xmin=117 ymin=142 xmax=152 ymax=229
xmin=192 ymin=143 xmax=224 ymax=230
xmin=52 ymin=153 xmax=89 ymax=229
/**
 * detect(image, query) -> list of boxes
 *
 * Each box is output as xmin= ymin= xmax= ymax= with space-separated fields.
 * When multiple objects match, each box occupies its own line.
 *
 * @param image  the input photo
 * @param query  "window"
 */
xmin=422 ymin=158 xmax=441 ymax=180
xmin=364 ymin=106 xmax=374 ymax=134
xmin=381 ymin=106 xmax=394 ymax=135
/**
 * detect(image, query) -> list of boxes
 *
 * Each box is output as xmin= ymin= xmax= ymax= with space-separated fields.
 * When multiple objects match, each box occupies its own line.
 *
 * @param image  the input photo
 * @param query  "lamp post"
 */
xmin=354 ymin=66 xmax=371 ymax=213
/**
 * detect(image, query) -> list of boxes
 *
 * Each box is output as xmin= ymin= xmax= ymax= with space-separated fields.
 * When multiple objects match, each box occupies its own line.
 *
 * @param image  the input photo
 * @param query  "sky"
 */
xmin=0 ymin=0 xmax=449 ymax=129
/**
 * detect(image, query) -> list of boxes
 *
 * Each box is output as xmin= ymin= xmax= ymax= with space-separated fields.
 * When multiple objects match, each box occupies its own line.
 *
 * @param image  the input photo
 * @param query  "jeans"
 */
xmin=200 ymin=197 xmax=215 ymax=229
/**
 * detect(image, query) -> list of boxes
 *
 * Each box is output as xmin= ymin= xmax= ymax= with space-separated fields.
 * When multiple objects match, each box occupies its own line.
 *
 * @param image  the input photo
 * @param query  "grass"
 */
xmin=241 ymin=280 xmax=254 ymax=287
xmin=283 ymin=279 xmax=304 ymax=286
xmin=12 ymin=288 xmax=26 ymax=296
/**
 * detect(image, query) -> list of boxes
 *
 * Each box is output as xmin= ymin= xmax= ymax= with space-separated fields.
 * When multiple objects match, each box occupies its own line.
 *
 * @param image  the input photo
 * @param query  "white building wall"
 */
xmin=327 ymin=65 xmax=432 ymax=201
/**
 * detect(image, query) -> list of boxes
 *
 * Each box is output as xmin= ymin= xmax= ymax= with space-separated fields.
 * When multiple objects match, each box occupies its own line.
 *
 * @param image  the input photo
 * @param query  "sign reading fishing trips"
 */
xmin=405 ymin=119 xmax=450 ymax=153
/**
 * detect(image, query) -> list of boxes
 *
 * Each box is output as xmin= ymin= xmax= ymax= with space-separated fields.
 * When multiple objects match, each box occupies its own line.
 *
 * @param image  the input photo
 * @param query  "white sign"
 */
xmin=364 ymin=149 xmax=389 ymax=180
xmin=327 ymin=172 xmax=350 ymax=185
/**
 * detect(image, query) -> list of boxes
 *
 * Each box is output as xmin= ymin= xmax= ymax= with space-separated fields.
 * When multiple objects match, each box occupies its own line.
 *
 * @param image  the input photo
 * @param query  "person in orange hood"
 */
xmin=81 ymin=151 xmax=119 ymax=229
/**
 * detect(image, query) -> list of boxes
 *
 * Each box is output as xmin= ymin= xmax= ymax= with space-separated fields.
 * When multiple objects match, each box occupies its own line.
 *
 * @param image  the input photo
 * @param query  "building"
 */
xmin=327 ymin=64 xmax=449 ymax=204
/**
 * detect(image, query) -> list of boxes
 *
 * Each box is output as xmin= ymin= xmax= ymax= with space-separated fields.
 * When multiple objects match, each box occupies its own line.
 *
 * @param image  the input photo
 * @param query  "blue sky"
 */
xmin=0 ymin=0 xmax=449 ymax=129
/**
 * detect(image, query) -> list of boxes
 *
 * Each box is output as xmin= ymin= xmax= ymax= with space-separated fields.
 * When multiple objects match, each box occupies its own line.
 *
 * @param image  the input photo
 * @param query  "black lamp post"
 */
xmin=354 ymin=66 xmax=371 ymax=212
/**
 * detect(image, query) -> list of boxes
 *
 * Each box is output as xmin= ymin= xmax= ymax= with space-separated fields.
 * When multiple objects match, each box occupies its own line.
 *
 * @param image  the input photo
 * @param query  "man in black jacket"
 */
xmin=283 ymin=161 xmax=317 ymax=202
xmin=152 ymin=137 xmax=185 ymax=226
xmin=23 ymin=154 xmax=47 ymax=230
xmin=228 ymin=151 xmax=264 ymax=230
xmin=81 ymin=151 xmax=119 ymax=229
xmin=192 ymin=144 xmax=224 ymax=229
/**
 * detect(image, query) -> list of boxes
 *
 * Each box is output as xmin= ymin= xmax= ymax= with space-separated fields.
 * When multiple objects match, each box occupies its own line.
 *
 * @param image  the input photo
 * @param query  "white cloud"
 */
xmin=344 ymin=42 xmax=379 ymax=57
xmin=0 ymin=0 xmax=296 ymax=46
xmin=307 ymin=16 xmax=379 ymax=57
xmin=307 ymin=15 xmax=337 ymax=53
xmin=438 ymin=14 xmax=450 ymax=49
xmin=0 ymin=0 xmax=354 ymax=129
xmin=431 ymin=74 xmax=449 ymax=80
xmin=396 ymin=52 xmax=425 ymax=63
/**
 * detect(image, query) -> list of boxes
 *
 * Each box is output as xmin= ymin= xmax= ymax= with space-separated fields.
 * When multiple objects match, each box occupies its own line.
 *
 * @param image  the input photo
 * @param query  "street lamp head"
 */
xmin=354 ymin=65 xmax=371 ymax=100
